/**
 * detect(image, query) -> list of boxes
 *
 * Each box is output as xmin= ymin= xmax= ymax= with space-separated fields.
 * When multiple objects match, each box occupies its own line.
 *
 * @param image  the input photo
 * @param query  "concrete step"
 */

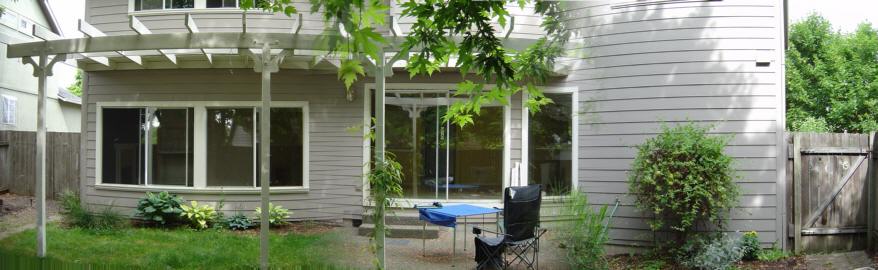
xmin=357 ymin=224 xmax=440 ymax=239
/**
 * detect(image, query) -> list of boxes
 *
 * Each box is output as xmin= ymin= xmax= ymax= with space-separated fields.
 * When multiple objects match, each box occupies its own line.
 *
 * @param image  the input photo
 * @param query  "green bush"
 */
xmin=225 ymin=213 xmax=253 ymax=231
xmin=59 ymin=191 xmax=126 ymax=231
xmin=741 ymin=231 xmax=760 ymax=261
xmin=135 ymin=191 xmax=184 ymax=226
xmin=680 ymin=234 xmax=746 ymax=270
xmin=559 ymin=192 xmax=612 ymax=270
xmin=180 ymin=201 xmax=218 ymax=230
xmin=756 ymin=245 xmax=791 ymax=262
xmin=255 ymin=203 xmax=291 ymax=226
xmin=628 ymin=123 xmax=739 ymax=242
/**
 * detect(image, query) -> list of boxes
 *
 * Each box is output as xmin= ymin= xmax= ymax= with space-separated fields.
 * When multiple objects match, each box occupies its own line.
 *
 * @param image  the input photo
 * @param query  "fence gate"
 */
xmin=789 ymin=133 xmax=875 ymax=253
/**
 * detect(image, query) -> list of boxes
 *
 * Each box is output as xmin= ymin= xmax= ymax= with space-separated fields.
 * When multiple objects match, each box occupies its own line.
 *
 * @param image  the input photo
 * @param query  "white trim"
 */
xmin=502 ymin=94 xmax=511 ymax=191
xmin=95 ymin=100 xmax=310 ymax=190
xmin=774 ymin=1 xmax=788 ymax=250
xmin=94 ymin=183 xmax=308 ymax=194
xmin=362 ymin=85 xmax=372 ymax=205
xmin=520 ymin=87 xmax=580 ymax=195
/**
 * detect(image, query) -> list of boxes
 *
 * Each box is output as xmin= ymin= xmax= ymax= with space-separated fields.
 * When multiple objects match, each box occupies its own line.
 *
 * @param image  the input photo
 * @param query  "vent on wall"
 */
xmin=611 ymin=0 xmax=722 ymax=9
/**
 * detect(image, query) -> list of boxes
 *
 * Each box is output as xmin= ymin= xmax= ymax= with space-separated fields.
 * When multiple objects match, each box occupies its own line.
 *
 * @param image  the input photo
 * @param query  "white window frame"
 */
xmin=521 ymin=87 xmax=579 ymax=198
xmin=96 ymin=101 xmax=310 ymax=194
xmin=129 ymin=0 xmax=264 ymax=14
xmin=361 ymin=83 xmax=512 ymax=207
xmin=0 ymin=94 xmax=17 ymax=126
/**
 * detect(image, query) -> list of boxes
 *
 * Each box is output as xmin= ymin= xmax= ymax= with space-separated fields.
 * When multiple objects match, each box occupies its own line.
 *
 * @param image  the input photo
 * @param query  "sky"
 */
xmin=788 ymin=0 xmax=878 ymax=33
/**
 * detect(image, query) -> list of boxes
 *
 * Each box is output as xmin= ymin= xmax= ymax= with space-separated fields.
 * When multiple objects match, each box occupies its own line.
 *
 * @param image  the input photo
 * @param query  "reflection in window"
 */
xmin=147 ymin=109 xmax=194 ymax=186
xmin=206 ymin=108 xmax=255 ymax=187
xmin=255 ymin=108 xmax=304 ymax=187
xmin=134 ymin=0 xmax=164 ymax=11
xmin=102 ymin=108 xmax=145 ymax=185
xmin=166 ymin=0 xmax=194 ymax=9
xmin=528 ymin=93 xmax=573 ymax=196
xmin=206 ymin=0 xmax=237 ymax=8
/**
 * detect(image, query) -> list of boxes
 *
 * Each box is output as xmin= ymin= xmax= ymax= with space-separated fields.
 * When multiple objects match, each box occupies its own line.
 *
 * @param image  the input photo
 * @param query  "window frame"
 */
xmin=521 ymin=88 xmax=579 ymax=198
xmin=96 ymin=101 xmax=310 ymax=193
xmin=130 ymin=0 xmax=250 ymax=12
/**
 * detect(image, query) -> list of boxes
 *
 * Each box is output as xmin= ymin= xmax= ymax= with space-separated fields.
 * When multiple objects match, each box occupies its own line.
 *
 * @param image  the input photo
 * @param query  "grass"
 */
xmin=0 ymin=224 xmax=348 ymax=269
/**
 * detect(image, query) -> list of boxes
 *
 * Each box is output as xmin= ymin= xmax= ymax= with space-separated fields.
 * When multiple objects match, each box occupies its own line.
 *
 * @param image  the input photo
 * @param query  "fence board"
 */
xmin=0 ymin=131 xmax=81 ymax=199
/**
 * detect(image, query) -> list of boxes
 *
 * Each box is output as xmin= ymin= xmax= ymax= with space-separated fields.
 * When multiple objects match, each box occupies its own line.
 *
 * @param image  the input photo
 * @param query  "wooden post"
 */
xmin=22 ymin=52 xmax=66 ymax=258
xmin=793 ymin=133 xmax=802 ymax=253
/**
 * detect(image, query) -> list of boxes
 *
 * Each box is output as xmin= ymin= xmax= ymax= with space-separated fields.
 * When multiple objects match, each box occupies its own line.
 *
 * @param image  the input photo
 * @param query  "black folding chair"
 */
xmin=473 ymin=185 xmax=546 ymax=270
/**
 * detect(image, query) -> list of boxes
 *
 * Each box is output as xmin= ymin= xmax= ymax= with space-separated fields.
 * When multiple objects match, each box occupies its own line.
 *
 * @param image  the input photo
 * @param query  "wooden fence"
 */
xmin=0 ymin=130 xmax=80 ymax=199
xmin=787 ymin=132 xmax=877 ymax=253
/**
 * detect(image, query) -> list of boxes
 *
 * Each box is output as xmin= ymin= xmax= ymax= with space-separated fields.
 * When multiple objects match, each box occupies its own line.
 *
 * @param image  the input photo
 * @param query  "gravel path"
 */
xmin=0 ymin=193 xmax=61 ymax=240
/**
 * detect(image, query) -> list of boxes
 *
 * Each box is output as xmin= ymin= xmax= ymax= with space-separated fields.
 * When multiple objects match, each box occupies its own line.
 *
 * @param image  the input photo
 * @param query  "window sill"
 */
xmin=129 ymin=8 xmax=272 ymax=17
xmin=94 ymin=184 xmax=309 ymax=194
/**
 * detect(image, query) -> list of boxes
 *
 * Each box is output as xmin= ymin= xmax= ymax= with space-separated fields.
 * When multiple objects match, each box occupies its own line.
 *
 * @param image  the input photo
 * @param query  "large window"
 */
xmin=206 ymin=0 xmax=238 ymax=8
xmin=527 ymin=93 xmax=574 ymax=196
xmin=102 ymin=108 xmax=194 ymax=186
xmin=134 ymin=0 xmax=194 ymax=11
xmin=99 ymin=103 xmax=307 ymax=189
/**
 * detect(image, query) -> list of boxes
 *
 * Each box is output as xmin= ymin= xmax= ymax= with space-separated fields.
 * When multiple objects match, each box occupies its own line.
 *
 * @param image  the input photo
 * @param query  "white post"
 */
xmin=245 ymin=42 xmax=284 ymax=270
xmin=22 ymin=52 xmax=66 ymax=258
xmin=374 ymin=48 xmax=387 ymax=269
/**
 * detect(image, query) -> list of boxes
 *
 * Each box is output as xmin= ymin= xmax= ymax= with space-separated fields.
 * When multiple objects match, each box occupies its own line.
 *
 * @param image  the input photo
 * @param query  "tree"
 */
xmin=787 ymin=14 xmax=878 ymax=133
xmin=67 ymin=70 xmax=83 ymax=97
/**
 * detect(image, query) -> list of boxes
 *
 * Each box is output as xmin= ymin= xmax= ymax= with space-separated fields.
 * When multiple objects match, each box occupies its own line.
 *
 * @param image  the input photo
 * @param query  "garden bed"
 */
xmin=608 ymin=254 xmax=806 ymax=270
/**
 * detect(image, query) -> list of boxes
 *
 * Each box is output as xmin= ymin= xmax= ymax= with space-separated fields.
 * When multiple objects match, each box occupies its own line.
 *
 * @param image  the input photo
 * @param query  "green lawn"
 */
xmin=0 ymin=225 xmax=350 ymax=269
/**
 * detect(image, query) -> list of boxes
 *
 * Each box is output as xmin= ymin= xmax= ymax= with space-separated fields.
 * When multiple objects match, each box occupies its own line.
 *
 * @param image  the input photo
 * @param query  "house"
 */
xmin=0 ymin=0 xmax=80 ymax=194
xmin=6 ymin=0 xmax=787 ymax=251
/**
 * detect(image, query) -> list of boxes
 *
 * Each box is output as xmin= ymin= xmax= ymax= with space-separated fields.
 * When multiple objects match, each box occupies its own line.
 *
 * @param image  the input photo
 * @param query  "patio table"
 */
xmin=417 ymin=204 xmax=501 ymax=267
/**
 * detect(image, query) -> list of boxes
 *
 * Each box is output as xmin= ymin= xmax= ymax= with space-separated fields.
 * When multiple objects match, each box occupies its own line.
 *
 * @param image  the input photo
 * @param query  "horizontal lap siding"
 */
xmin=558 ymin=0 xmax=782 ymax=248
xmin=83 ymin=69 xmax=365 ymax=220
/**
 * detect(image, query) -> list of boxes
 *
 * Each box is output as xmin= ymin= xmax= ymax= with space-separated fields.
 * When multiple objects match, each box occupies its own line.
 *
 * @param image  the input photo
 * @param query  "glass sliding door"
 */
xmin=379 ymin=90 xmax=504 ymax=200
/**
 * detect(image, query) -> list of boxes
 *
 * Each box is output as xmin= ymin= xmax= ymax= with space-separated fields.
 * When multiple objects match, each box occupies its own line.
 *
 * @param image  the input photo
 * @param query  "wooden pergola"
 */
xmin=5 ymin=14 xmax=568 ymax=268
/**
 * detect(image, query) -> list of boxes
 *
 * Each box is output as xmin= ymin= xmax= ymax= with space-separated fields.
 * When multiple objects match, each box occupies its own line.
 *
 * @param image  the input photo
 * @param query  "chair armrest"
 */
xmin=473 ymin=226 xmax=511 ymax=237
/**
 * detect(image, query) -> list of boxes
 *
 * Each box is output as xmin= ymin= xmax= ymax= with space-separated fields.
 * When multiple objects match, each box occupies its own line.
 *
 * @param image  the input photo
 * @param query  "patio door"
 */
xmin=380 ymin=91 xmax=504 ymax=200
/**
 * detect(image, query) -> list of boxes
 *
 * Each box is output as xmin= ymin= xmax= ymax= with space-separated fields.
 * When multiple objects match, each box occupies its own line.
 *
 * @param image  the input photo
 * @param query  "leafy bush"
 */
xmin=180 ymin=201 xmax=218 ymax=230
xmin=680 ymin=234 xmax=746 ymax=270
xmin=135 ymin=191 xmax=184 ymax=226
xmin=59 ymin=191 xmax=126 ymax=231
xmin=255 ymin=203 xmax=290 ymax=226
xmin=225 ymin=213 xmax=253 ymax=231
xmin=757 ymin=245 xmax=792 ymax=262
xmin=741 ymin=231 xmax=760 ymax=261
xmin=559 ymin=192 xmax=612 ymax=270
xmin=628 ymin=123 xmax=739 ymax=242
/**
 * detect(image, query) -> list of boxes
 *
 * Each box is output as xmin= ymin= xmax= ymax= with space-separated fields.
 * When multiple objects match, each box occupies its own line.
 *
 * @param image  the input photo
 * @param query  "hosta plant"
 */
xmin=180 ymin=201 xmax=218 ymax=230
xmin=226 ymin=213 xmax=253 ymax=231
xmin=135 ymin=191 xmax=184 ymax=226
xmin=255 ymin=203 xmax=291 ymax=226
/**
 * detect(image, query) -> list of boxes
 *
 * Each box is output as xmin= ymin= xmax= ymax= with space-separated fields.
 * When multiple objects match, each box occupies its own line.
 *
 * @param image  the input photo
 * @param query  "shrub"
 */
xmin=254 ymin=203 xmax=290 ymax=226
xmin=680 ymin=234 xmax=746 ymax=270
xmin=756 ymin=245 xmax=791 ymax=262
xmin=225 ymin=213 xmax=253 ymax=231
xmin=559 ymin=191 xmax=612 ymax=270
xmin=135 ymin=191 xmax=184 ymax=226
xmin=628 ymin=123 xmax=739 ymax=243
xmin=741 ymin=231 xmax=760 ymax=261
xmin=180 ymin=201 xmax=218 ymax=230
xmin=59 ymin=191 xmax=126 ymax=231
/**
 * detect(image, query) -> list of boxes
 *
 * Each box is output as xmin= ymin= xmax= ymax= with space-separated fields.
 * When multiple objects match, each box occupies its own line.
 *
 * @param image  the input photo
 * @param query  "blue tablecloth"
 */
xmin=418 ymin=204 xmax=501 ymax=228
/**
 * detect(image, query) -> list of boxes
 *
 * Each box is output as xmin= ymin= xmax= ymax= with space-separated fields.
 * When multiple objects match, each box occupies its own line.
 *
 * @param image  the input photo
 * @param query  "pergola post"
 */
xmin=22 ymin=51 xmax=67 ymax=258
xmin=244 ymin=42 xmax=286 ymax=270
xmin=374 ymin=48 xmax=387 ymax=269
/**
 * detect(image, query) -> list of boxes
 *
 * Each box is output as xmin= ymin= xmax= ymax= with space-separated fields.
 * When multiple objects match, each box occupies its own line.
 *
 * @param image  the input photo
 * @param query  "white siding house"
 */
xmin=66 ymin=0 xmax=787 ymax=250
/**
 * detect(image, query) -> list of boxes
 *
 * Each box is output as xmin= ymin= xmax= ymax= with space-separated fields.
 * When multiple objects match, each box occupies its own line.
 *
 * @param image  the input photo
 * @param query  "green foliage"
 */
xmin=135 ymin=191 xmax=184 ymax=226
xmin=640 ymin=260 xmax=667 ymax=270
xmin=559 ymin=192 xmax=612 ymax=270
xmin=756 ymin=245 xmax=792 ymax=262
xmin=67 ymin=70 xmax=83 ymax=97
xmin=225 ymin=213 xmax=253 ymax=231
xmin=740 ymin=231 xmax=760 ymax=261
xmin=59 ymin=191 xmax=126 ymax=231
xmin=787 ymin=14 xmax=878 ymax=132
xmin=180 ymin=201 xmax=219 ymax=230
xmin=367 ymin=153 xmax=404 ymax=269
xmin=628 ymin=123 xmax=739 ymax=240
xmin=679 ymin=234 xmax=746 ymax=270
xmin=255 ymin=203 xmax=291 ymax=226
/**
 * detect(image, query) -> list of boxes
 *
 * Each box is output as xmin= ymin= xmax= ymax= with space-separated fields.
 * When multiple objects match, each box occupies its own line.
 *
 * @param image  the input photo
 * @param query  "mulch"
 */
xmin=608 ymin=254 xmax=806 ymax=270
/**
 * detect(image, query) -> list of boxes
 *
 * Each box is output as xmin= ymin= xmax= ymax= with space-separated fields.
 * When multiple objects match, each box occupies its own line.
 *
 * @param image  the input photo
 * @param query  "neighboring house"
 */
xmin=0 ymin=0 xmax=80 ymax=133
xmin=7 ymin=0 xmax=785 ymax=250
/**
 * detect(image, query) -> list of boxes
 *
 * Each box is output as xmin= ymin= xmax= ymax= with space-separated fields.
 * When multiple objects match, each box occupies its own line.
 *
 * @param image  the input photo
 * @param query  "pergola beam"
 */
xmin=130 ymin=16 xmax=177 ymax=65
xmin=79 ymin=20 xmax=143 ymax=66
xmin=33 ymin=24 xmax=109 ymax=67
xmin=185 ymin=14 xmax=212 ymax=64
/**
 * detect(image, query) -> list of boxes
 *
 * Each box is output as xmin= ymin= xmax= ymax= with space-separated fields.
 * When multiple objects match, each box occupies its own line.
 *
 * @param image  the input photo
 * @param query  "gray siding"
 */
xmin=83 ymin=69 xmax=365 ymax=220
xmin=555 ymin=0 xmax=784 ymax=247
